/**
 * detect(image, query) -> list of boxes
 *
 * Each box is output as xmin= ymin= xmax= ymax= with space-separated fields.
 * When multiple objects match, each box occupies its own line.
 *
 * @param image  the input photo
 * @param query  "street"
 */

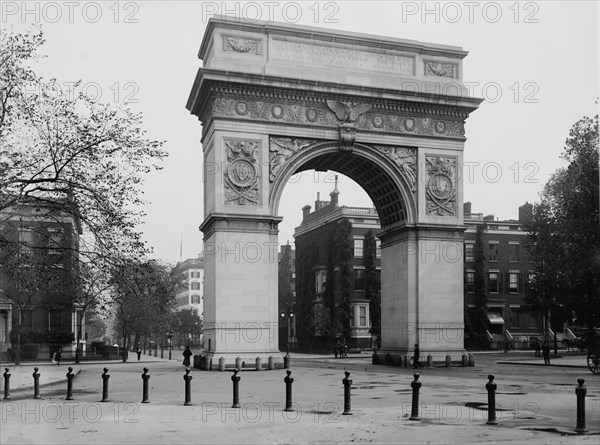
xmin=1 ymin=352 xmax=598 ymax=444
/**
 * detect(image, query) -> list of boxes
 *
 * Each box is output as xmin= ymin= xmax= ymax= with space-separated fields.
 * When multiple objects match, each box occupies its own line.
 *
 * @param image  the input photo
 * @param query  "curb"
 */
xmin=497 ymin=361 xmax=588 ymax=369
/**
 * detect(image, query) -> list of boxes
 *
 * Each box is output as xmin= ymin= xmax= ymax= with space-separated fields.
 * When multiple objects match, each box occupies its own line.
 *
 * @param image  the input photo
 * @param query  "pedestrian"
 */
xmin=333 ymin=342 xmax=339 ymax=359
xmin=56 ymin=347 xmax=62 ymax=366
xmin=534 ymin=339 xmax=541 ymax=357
xmin=136 ymin=344 xmax=142 ymax=361
xmin=413 ymin=343 xmax=420 ymax=369
xmin=182 ymin=345 xmax=192 ymax=367
xmin=343 ymin=344 xmax=349 ymax=358
xmin=542 ymin=342 xmax=550 ymax=365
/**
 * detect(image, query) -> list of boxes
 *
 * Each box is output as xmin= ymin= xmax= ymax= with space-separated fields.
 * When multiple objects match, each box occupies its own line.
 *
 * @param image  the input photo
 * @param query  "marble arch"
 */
xmin=187 ymin=16 xmax=482 ymax=367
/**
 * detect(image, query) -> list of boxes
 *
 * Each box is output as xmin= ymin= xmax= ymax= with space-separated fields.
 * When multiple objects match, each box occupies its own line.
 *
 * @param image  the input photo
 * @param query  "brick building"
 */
xmin=174 ymin=256 xmax=204 ymax=317
xmin=0 ymin=200 xmax=83 ymax=361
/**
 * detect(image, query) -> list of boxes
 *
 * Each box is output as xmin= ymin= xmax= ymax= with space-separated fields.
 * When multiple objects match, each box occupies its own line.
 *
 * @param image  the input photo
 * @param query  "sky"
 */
xmin=2 ymin=1 xmax=598 ymax=263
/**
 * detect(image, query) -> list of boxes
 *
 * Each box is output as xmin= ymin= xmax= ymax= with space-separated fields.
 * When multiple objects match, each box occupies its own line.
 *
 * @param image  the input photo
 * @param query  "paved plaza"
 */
xmin=1 ymin=351 xmax=598 ymax=444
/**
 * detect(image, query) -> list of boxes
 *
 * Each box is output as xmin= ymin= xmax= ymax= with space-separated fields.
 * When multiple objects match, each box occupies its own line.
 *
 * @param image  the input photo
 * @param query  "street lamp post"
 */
xmin=280 ymin=311 xmax=294 ymax=354
xmin=166 ymin=332 xmax=173 ymax=360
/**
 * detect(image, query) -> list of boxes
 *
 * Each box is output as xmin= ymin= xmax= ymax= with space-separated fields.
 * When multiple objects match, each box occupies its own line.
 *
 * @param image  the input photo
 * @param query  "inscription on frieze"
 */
xmin=271 ymin=39 xmax=414 ymax=75
xmin=425 ymin=155 xmax=457 ymax=216
xmin=223 ymin=139 xmax=261 ymax=206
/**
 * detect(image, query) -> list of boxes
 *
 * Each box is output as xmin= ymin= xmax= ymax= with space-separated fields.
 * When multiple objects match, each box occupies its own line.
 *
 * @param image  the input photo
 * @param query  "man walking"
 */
xmin=413 ymin=344 xmax=420 ymax=369
xmin=542 ymin=342 xmax=551 ymax=365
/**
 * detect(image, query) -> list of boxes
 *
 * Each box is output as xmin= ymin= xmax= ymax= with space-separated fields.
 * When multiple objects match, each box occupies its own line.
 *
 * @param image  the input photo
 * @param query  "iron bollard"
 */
xmin=284 ymin=370 xmax=294 ymax=412
xmin=575 ymin=378 xmax=587 ymax=434
xmin=409 ymin=373 xmax=421 ymax=421
xmin=141 ymin=368 xmax=150 ymax=403
xmin=426 ymin=355 xmax=433 ymax=368
xmin=101 ymin=368 xmax=110 ymax=402
xmin=284 ymin=353 xmax=291 ymax=369
xmin=218 ymin=356 xmax=225 ymax=372
xmin=462 ymin=354 xmax=468 ymax=367
xmin=231 ymin=368 xmax=241 ymax=408
xmin=445 ymin=355 xmax=451 ymax=367
xmin=66 ymin=367 xmax=74 ymax=400
xmin=183 ymin=368 xmax=192 ymax=406
xmin=235 ymin=357 xmax=242 ymax=370
xmin=33 ymin=367 xmax=41 ymax=399
xmin=486 ymin=374 xmax=498 ymax=425
xmin=468 ymin=354 xmax=475 ymax=367
xmin=3 ymin=368 xmax=11 ymax=400
xmin=255 ymin=356 xmax=262 ymax=371
xmin=342 ymin=370 xmax=352 ymax=415
xmin=268 ymin=356 xmax=275 ymax=370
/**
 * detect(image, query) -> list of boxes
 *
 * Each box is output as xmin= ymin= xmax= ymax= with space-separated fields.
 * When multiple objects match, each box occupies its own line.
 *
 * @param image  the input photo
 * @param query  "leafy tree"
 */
xmin=364 ymin=230 xmax=380 ymax=336
xmin=173 ymin=308 xmax=203 ymax=348
xmin=525 ymin=115 xmax=600 ymax=332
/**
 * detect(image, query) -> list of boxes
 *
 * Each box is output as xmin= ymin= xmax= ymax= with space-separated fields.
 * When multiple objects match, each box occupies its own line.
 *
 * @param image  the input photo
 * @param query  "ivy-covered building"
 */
xmin=294 ymin=179 xmax=381 ymax=352
xmin=0 ymin=200 xmax=83 ymax=361
xmin=293 ymin=187 xmax=544 ymax=352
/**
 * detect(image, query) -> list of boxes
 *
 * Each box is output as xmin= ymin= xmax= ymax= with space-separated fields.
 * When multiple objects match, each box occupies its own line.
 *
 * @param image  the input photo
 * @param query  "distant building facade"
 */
xmin=0 ymin=200 xmax=83 ymax=360
xmin=463 ymin=201 xmax=543 ymax=348
xmin=174 ymin=256 xmax=205 ymax=318
xmin=278 ymin=243 xmax=296 ymax=351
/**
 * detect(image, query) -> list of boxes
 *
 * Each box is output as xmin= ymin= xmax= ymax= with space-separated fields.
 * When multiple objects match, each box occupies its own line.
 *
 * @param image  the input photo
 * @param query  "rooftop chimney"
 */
xmin=463 ymin=201 xmax=472 ymax=215
xmin=302 ymin=205 xmax=311 ymax=220
xmin=330 ymin=175 xmax=340 ymax=207
xmin=518 ymin=202 xmax=533 ymax=224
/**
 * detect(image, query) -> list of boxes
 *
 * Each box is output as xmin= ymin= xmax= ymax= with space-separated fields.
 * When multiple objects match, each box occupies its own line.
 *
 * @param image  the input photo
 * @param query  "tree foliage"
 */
xmin=525 ymin=115 xmax=600 ymax=329
xmin=336 ymin=219 xmax=353 ymax=340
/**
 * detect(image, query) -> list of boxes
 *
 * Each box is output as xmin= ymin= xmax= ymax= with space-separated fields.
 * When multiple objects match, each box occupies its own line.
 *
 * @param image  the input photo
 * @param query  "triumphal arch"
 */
xmin=187 ymin=17 xmax=481 ymax=367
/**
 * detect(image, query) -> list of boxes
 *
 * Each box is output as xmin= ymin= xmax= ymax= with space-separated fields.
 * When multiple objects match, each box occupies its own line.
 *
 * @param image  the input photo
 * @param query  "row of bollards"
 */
xmin=1 ymin=366 xmax=590 ymax=433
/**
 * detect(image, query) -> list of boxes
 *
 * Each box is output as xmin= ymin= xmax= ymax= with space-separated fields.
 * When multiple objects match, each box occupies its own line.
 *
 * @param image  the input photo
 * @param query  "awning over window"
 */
xmin=487 ymin=313 xmax=504 ymax=324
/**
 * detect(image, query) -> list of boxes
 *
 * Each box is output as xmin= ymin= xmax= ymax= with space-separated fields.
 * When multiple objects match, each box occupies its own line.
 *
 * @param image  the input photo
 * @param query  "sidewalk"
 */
xmin=497 ymin=354 xmax=590 ymax=368
xmin=1 ymin=353 xmax=175 ymax=393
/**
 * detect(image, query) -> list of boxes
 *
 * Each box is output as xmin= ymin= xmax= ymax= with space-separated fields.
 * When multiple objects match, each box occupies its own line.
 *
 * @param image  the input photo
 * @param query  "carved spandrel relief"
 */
xmin=326 ymin=100 xmax=372 ymax=152
xmin=424 ymin=62 xmax=457 ymax=79
xmin=222 ymin=36 xmax=260 ymax=55
xmin=425 ymin=156 xmax=457 ymax=216
xmin=269 ymin=137 xmax=316 ymax=182
xmin=224 ymin=139 xmax=261 ymax=206
xmin=211 ymin=96 xmax=466 ymax=139
xmin=374 ymin=146 xmax=417 ymax=193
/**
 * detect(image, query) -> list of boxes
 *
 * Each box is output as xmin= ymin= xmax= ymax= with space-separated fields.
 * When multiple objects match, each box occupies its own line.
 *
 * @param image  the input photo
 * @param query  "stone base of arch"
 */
xmin=200 ymin=214 xmax=284 ymax=368
xmin=374 ymin=225 xmax=466 ymax=366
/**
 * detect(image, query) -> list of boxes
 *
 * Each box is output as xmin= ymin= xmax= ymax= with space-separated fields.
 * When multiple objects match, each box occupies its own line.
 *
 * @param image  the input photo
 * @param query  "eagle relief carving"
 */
xmin=224 ymin=139 xmax=260 ymax=206
xmin=326 ymin=100 xmax=372 ymax=152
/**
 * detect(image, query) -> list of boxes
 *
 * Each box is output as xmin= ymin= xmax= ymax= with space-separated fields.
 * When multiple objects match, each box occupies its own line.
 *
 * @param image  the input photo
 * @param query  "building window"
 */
xmin=359 ymin=306 xmax=367 ymax=327
xmin=465 ymin=243 xmax=474 ymax=262
xmin=353 ymin=238 xmax=364 ymax=258
xmin=488 ymin=272 xmax=499 ymax=293
xmin=354 ymin=269 xmax=365 ymax=291
xmin=315 ymin=270 xmax=327 ymax=294
xmin=466 ymin=271 xmax=475 ymax=293
xmin=375 ymin=239 xmax=381 ymax=259
xmin=509 ymin=307 xmax=520 ymax=328
xmin=21 ymin=310 xmax=33 ymax=327
xmin=529 ymin=314 xmax=538 ymax=328
xmin=191 ymin=282 xmax=201 ymax=290
xmin=191 ymin=295 xmax=201 ymax=304
xmin=47 ymin=228 xmax=63 ymax=254
xmin=509 ymin=243 xmax=519 ymax=262
xmin=19 ymin=229 xmax=34 ymax=254
xmin=509 ymin=273 xmax=519 ymax=293
xmin=488 ymin=242 xmax=499 ymax=262
xmin=49 ymin=310 xmax=62 ymax=330
xmin=192 ymin=309 xmax=198 ymax=317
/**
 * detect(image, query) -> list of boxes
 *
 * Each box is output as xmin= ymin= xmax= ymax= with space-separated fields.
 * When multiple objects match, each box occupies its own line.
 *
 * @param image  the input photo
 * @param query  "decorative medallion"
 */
xmin=223 ymin=36 xmax=260 ymax=55
xmin=306 ymin=108 xmax=318 ymax=122
xmin=374 ymin=146 xmax=417 ymax=193
xmin=271 ymin=105 xmax=283 ymax=119
xmin=224 ymin=139 xmax=260 ymax=206
xmin=425 ymin=156 xmax=457 ymax=216
xmin=235 ymin=101 xmax=248 ymax=115
xmin=404 ymin=118 xmax=415 ymax=132
xmin=435 ymin=121 xmax=446 ymax=134
xmin=424 ymin=62 xmax=457 ymax=78
xmin=269 ymin=137 xmax=316 ymax=182
xmin=372 ymin=114 xmax=384 ymax=128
